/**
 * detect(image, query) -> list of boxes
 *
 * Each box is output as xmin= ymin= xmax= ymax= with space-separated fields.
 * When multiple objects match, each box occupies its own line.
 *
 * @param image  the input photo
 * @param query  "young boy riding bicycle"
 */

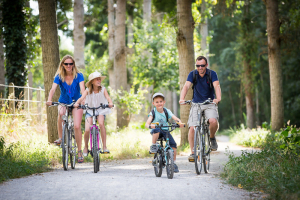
xmin=145 ymin=93 xmax=184 ymax=173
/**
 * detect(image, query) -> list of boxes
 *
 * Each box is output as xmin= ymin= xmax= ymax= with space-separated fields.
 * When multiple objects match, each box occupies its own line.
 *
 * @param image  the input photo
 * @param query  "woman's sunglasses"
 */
xmin=64 ymin=63 xmax=74 ymax=66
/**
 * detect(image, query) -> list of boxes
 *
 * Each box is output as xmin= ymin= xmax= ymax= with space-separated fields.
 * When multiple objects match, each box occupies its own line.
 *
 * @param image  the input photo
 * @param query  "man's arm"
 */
xmin=179 ymin=81 xmax=192 ymax=104
xmin=213 ymin=80 xmax=221 ymax=104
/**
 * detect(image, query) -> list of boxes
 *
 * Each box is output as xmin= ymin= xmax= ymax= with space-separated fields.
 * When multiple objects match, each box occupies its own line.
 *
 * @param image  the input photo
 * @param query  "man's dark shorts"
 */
xmin=150 ymin=128 xmax=177 ymax=148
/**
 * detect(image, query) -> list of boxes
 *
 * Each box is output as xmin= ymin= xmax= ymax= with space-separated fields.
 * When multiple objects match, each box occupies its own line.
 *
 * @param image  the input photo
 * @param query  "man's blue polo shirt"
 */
xmin=187 ymin=69 xmax=218 ymax=103
xmin=54 ymin=73 xmax=84 ymax=104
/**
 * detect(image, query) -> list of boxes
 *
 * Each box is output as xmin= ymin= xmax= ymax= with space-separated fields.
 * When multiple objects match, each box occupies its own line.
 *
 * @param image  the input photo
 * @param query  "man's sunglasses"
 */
xmin=64 ymin=63 xmax=74 ymax=66
xmin=196 ymin=64 xmax=206 ymax=68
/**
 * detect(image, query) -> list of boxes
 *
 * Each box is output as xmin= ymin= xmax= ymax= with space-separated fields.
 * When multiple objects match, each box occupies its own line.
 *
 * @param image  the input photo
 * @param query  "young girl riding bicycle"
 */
xmin=74 ymin=72 xmax=113 ymax=156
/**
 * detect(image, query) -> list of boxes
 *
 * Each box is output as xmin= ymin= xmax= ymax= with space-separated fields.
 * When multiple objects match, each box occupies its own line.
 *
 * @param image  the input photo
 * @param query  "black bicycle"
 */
xmin=185 ymin=99 xmax=214 ymax=175
xmin=151 ymin=122 xmax=185 ymax=179
xmin=50 ymin=101 xmax=77 ymax=171
xmin=78 ymin=103 xmax=113 ymax=173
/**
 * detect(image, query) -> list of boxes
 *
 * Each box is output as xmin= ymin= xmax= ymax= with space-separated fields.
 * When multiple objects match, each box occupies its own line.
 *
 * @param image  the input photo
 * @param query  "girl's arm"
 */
xmin=46 ymin=83 xmax=58 ymax=106
xmin=74 ymin=89 xmax=88 ymax=108
xmin=103 ymin=88 xmax=113 ymax=107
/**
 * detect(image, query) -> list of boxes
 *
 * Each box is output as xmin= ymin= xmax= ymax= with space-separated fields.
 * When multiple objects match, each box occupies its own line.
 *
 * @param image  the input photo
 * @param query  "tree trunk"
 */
xmin=177 ymin=0 xmax=195 ymax=145
xmin=266 ymin=0 xmax=283 ymax=131
xmin=108 ymin=0 xmax=115 ymax=90
xmin=73 ymin=0 xmax=85 ymax=70
xmin=114 ymin=0 xmax=128 ymax=128
xmin=38 ymin=0 xmax=60 ymax=143
xmin=143 ymin=0 xmax=151 ymax=22
xmin=0 ymin=10 xmax=5 ymax=95
xmin=242 ymin=0 xmax=255 ymax=129
xmin=228 ymin=86 xmax=237 ymax=126
xmin=200 ymin=0 xmax=209 ymax=65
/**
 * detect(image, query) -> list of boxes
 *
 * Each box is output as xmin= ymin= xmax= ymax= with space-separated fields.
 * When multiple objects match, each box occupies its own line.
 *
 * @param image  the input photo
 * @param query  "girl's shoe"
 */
xmin=83 ymin=148 xmax=89 ymax=157
xmin=103 ymin=149 xmax=110 ymax=154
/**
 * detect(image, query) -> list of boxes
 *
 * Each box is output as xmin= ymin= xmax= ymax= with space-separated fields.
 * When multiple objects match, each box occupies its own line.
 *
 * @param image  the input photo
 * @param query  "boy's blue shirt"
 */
xmin=148 ymin=107 xmax=174 ymax=130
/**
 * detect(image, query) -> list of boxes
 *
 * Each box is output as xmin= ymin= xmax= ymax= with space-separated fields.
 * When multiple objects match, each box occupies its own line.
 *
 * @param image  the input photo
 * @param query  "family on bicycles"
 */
xmin=46 ymin=54 xmax=221 ymax=175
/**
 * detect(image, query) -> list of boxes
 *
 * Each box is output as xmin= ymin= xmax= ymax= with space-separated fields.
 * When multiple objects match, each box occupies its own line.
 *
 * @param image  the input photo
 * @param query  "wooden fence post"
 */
xmin=37 ymin=87 xmax=42 ymax=123
xmin=24 ymin=83 xmax=30 ymax=115
xmin=8 ymin=83 xmax=15 ymax=114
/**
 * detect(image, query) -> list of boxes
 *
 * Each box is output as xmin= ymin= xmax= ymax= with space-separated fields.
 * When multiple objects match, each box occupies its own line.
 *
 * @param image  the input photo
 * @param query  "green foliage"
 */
xmin=0 ymin=136 xmax=61 ymax=183
xmin=109 ymin=86 xmax=147 ymax=117
xmin=279 ymin=126 xmax=300 ymax=155
xmin=1 ymin=0 xmax=28 ymax=97
xmin=222 ymin=131 xmax=300 ymax=199
xmin=129 ymin=20 xmax=179 ymax=92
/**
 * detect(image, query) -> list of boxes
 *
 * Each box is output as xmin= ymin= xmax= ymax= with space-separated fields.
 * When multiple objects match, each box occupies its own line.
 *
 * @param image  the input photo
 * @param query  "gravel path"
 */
xmin=0 ymin=136 xmax=261 ymax=200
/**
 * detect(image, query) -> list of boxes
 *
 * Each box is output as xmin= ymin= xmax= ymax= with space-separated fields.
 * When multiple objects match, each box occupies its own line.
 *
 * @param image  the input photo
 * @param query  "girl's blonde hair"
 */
xmin=88 ymin=79 xmax=102 ymax=94
xmin=54 ymin=55 xmax=80 ymax=82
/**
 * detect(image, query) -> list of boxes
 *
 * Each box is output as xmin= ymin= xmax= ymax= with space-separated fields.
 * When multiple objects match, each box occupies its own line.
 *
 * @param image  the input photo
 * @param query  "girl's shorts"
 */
xmin=85 ymin=113 xmax=106 ymax=120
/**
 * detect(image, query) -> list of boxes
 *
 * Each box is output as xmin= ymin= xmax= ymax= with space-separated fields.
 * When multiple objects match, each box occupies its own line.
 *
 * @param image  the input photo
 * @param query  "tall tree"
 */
xmin=265 ymin=0 xmax=283 ymax=130
xmin=114 ymin=0 xmax=128 ymax=128
xmin=0 ymin=9 xmax=5 ymax=94
xmin=177 ymin=0 xmax=195 ymax=145
xmin=38 ymin=0 xmax=60 ymax=142
xmin=241 ymin=0 xmax=255 ymax=129
xmin=2 ymin=0 xmax=27 ymax=98
xmin=200 ymin=0 xmax=209 ymax=64
xmin=73 ymin=0 xmax=85 ymax=70
xmin=108 ymin=0 xmax=115 ymax=89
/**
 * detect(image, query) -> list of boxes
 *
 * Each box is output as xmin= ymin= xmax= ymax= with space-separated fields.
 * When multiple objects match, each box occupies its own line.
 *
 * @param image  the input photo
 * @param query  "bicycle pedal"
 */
xmin=188 ymin=158 xmax=195 ymax=162
xmin=149 ymin=151 xmax=155 ymax=154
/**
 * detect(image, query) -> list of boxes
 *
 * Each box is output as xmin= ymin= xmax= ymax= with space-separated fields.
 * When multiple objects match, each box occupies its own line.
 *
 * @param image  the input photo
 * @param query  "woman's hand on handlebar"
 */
xmin=46 ymin=101 xmax=52 ymax=106
xmin=74 ymin=103 xmax=79 ymax=108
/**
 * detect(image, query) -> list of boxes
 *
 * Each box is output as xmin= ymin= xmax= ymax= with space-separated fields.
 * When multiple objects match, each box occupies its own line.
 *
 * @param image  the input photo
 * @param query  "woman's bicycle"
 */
xmin=78 ymin=103 xmax=113 ymax=173
xmin=185 ymin=99 xmax=214 ymax=175
xmin=151 ymin=122 xmax=185 ymax=179
xmin=50 ymin=101 xmax=77 ymax=171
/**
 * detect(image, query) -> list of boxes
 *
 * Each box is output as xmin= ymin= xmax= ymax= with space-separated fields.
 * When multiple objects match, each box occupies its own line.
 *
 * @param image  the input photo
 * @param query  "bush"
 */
xmin=222 ymin=128 xmax=300 ymax=199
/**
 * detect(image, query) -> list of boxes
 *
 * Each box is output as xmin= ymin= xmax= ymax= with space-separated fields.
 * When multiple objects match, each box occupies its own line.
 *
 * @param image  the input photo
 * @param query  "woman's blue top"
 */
xmin=54 ymin=73 xmax=84 ymax=104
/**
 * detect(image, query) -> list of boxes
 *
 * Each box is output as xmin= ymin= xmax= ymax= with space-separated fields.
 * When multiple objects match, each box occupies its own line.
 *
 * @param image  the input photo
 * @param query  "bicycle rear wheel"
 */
xmin=166 ymin=149 xmax=174 ymax=179
xmin=70 ymin=128 xmax=76 ymax=169
xmin=62 ymin=124 xmax=69 ymax=171
xmin=203 ymin=130 xmax=211 ymax=173
xmin=194 ymin=127 xmax=203 ymax=175
xmin=92 ymin=127 xmax=100 ymax=173
xmin=153 ymin=153 xmax=163 ymax=177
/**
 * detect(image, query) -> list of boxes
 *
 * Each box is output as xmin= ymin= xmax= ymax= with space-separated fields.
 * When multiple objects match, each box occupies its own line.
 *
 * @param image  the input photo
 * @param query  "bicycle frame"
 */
xmin=89 ymin=109 xmax=102 ymax=154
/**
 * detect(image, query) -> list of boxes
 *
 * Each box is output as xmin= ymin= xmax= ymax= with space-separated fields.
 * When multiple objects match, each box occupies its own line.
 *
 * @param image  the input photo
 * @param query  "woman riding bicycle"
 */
xmin=46 ymin=55 xmax=85 ymax=163
xmin=74 ymin=72 xmax=113 ymax=156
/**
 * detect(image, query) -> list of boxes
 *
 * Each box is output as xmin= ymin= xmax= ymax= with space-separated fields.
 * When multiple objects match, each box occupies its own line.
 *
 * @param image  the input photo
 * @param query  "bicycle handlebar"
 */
xmin=78 ymin=103 xmax=114 ymax=110
xmin=182 ymin=98 xmax=214 ymax=105
xmin=50 ymin=102 xmax=75 ymax=107
xmin=151 ymin=122 xmax=186 ymax=128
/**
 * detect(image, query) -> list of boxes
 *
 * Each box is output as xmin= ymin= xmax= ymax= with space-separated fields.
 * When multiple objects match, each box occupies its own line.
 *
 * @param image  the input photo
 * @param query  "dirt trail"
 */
xmin=0 ymin=136 xmax=262 ymax=200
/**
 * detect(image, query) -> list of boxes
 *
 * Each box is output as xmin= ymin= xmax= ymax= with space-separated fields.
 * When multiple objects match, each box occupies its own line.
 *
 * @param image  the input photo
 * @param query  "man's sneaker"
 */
xmin=210 ymin=137 xmax=218 ymax=151
xmin=188 ymin=154 xmax=195 ymax=162
xmin=174 ymin=163 xmax=179 ymax=173
xmin=149 ymin=144 xmax=158 ymax=154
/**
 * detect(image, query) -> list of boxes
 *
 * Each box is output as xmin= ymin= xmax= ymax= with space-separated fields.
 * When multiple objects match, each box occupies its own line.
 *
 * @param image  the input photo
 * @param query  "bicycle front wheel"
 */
xmin=203 ymin=130 xmax=211 ymax=173
xmin=166 ymin=149 xmax=174 ymax=179
xmin=70 ymin=128 xmax=76 ymax=169
xmin=62 ymin=124 xmax=69 ymax=171
xmin=153 ymin=153 xmax=163 ymax=177
xmin=92 ymin=127 xmax=100 ymax=173
xmin=194 ymin=127 xmax=203 ymax=175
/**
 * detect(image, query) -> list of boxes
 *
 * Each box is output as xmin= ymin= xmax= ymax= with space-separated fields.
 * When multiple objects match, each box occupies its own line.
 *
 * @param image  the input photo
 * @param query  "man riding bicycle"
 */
xmin=179 ymin=56 xmax=221 ymax=162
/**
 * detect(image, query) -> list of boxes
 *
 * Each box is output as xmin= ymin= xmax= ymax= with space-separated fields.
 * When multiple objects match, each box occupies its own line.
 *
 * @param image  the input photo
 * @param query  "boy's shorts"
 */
xmin=150 ymin=128 xmax=177 ymax=148
xmin=188 ymin=103 xmax=219 ymax=128
xmin=85 ymin=113 xmax=106 ymax=120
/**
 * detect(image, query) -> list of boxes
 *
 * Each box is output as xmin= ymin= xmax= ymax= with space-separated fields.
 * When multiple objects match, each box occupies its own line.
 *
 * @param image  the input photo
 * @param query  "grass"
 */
xmin=221 ymin=125 xmax=300 ymax=199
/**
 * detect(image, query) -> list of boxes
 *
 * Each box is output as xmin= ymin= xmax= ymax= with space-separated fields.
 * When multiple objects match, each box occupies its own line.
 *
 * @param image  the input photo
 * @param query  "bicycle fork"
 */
xmin=90 ymin=125 xmax=100 ymax=153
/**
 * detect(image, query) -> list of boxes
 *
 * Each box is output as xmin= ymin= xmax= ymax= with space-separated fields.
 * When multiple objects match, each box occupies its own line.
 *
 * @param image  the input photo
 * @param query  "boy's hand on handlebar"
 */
xmin=149 ymin=124 xmax=156 ymax=129
xmin=46 ymin=101 xmax=52 ymax=106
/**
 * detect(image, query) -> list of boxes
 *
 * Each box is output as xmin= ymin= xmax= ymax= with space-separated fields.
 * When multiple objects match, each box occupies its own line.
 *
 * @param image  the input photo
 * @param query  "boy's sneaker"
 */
xmin=188 ymin=154 xmax=195 ymax=162
xmin=149 ymin=144 xmax=158 ymax=154
xmin=174 ymin=164 xmax=179 ymax=173
xmin=210 ymin=137 xmax=218 ymax=151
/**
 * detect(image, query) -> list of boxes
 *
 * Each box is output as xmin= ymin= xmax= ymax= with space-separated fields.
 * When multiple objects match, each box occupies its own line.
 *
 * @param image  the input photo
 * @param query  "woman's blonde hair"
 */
xmin=54 ymin=55 xmax=80 ymax=82
xmin=88 ymin=79 xmax=102 ymax=94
